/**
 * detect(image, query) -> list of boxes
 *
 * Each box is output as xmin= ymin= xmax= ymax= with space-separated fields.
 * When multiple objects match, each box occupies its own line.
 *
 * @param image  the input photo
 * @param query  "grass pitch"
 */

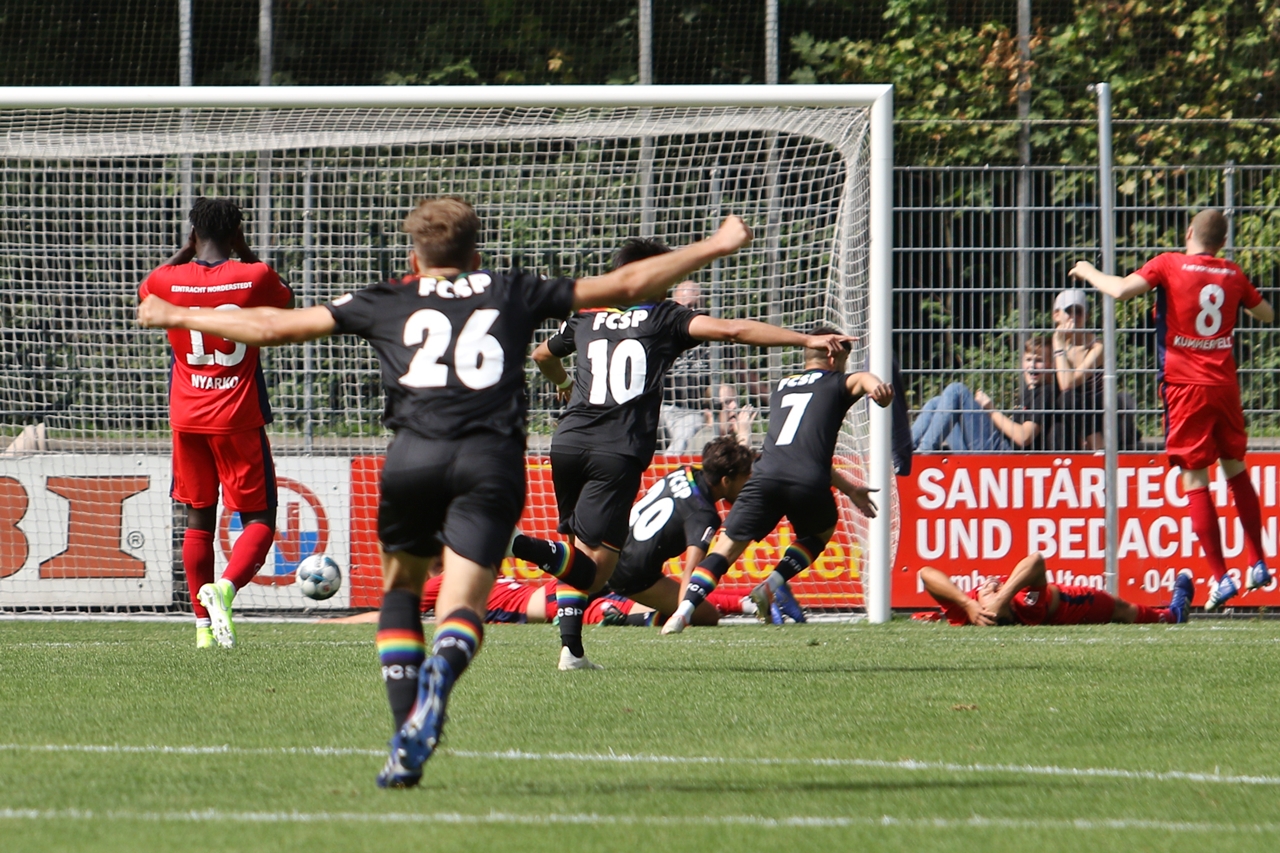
xmin=2 ymin=618 xmax=1279 ymax=852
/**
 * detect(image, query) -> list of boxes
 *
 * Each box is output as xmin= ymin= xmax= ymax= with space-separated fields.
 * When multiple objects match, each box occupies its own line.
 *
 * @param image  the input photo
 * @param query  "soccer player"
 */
xmin=662 ymin=330 xmax=892 ymax=634
xmin=515 ymin=240 xmax=851 ymax=668
xmin=138 ymin=198 xmax=292 ymax=649
xmin=917 ymin=552 xmax=1193 ymax=626
xmin=1070 ymin=209 xmax=1275 ymax=609
xmin=139 ymin=197 xmax=752 ymax=788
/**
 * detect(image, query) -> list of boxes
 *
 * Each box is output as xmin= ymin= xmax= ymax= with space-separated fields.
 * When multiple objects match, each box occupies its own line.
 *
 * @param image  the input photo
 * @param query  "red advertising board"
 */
xmin=893 ymin=453 xmax=1280 ymax=608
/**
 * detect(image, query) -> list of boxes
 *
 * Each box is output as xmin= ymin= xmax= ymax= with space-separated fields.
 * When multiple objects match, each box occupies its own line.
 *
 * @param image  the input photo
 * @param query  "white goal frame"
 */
xmin=0 ymin=84 xmax=894 ymax=623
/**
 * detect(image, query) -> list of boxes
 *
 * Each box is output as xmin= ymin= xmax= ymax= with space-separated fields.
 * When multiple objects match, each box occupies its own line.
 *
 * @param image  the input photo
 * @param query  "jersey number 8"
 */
xmin=400 ymin=308 xmax=504 ymax=390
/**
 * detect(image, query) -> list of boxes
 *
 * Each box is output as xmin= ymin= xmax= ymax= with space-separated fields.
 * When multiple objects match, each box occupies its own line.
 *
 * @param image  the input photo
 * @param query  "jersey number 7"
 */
xmin=776 ymin=392 xmax=812 ymax=445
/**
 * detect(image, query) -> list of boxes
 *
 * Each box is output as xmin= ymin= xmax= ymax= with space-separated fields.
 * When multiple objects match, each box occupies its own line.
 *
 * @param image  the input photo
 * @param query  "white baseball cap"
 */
xmin=1053 ymin=290 xmax=1088 ymax=313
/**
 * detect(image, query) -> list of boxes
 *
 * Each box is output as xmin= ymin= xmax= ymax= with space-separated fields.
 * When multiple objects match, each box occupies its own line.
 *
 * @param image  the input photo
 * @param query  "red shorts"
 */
xmin=584 ymin=593 xmax=635 ymax=624
xmin=1162 ymin=382 xmax=1248 ymax=471
xmin=485 ymin=578 xmax=541 ymax=623
xmin=171 ymin=428 xmax=276 ymax=512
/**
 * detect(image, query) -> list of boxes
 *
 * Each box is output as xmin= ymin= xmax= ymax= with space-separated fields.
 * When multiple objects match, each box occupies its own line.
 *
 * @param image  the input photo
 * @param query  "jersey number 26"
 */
xmin=400 ymin=308 xmax=504 ymax=390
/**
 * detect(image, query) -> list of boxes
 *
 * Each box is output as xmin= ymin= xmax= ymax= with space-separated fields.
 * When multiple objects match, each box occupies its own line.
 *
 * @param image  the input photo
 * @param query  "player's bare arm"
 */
xmin=532 ymin=340 xmax=573 ymax=401
xmin=990 ymin=552 xmax=1050 ymax=615
xmin=918 ymin=567 xmax=997 ymax=626
xmin=1069 ymin=260 xmax=1153 ymax=302
xmin=687 ymin=315 xmax=852 ymax=356
xmin=845 ymin=371 xmax=893 ymax=407
xmin=830 ymin=468 xmax=877 ymax=519
xmin=570 ymin=216 xmax=751 ymax=310
xmin=138 ymin=297 xmax=336 ymax=345
xmin=164 ymin=230 xmax=199 ymax=266
xmin=1247 ymin=298 xmax=1275 ymax=323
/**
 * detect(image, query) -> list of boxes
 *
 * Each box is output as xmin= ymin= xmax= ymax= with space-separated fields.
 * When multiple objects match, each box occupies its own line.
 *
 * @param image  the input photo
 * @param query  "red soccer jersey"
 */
xmin=140 ymin=260 xmax=292 ymax=434
xmin=1135 ymin=252 xmax=1262 ymax=386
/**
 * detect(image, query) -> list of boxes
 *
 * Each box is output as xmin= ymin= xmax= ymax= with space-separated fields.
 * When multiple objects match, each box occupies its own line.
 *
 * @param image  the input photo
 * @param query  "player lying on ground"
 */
xmin=917 ymin=552 xmax=1193 ymax=626
xmin=662 ymin=331 xmax=892 ymax=634
xmin=140 ymin=197 xmax=752 ymax=788
xmin=514 ymin=238 xmax=852 ymax=669
xmin=139 ymin=198 xmax=293 ymax=649
xmin=1070 ymin=209 xmax=1275 ymax=610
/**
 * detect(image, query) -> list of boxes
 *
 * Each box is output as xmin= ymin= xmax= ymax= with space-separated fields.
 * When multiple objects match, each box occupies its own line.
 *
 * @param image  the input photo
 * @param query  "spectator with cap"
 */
xmin=1051 ymin=288 xmax=1105 ymax=451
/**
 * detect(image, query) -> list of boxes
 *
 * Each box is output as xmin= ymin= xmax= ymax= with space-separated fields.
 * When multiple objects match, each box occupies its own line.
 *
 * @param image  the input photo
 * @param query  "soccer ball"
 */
xmin=295 ymin=554 xmax=342 ymax=601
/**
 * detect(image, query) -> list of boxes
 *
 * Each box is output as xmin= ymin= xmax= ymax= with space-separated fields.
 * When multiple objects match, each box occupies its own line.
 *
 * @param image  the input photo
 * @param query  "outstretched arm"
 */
xmin=845 ymin=371 xmax=894 ymax=407
xmin=1069 ymin=261 xmax=1152 ymax=302
xmin=533 ymin=341 xmax=573 ymax=401
xmin=687 ymin=316 xmax=852 ymax=357
xmin=1248 ymin=299 xmax=1276 ymax=324
xmin=138 ymin=297 xmax=336 ymax=345
xmin=571 ymin=216 xmax=752 ymax=310
xmin=831 ymin=468 xmax=877 ymax=519
xmin=918 ymin=567 xmax=996 ymax=626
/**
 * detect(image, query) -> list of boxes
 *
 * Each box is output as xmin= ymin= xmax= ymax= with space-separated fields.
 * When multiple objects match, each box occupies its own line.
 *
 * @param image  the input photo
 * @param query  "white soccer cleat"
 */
xmin=661 ymin=612 xmax=690 ymax=635
xmin=558 ymin=647 xmax=604 ymax=671
xmin=198 ymin=578 xmax=237 ymax=648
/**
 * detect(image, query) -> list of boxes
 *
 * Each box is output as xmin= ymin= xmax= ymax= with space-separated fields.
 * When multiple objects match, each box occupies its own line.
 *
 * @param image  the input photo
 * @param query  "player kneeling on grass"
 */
xmin=918 ymin=552 xmax=1193 ymax=626
xmin=140 ymin=196 xmax=751 ymax=789
xmin=139 ymin=198 xmax=293 ymax=650
xmin=662 ymin=332 xmax=891 ymax=634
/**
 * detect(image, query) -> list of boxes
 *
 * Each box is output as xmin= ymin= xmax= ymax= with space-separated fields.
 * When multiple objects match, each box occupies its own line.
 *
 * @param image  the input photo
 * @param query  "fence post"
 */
xmin=1095 ymin=82 xmax=1120 ymax=597
xmin=765 ymin=0 xmax=779 ymax=85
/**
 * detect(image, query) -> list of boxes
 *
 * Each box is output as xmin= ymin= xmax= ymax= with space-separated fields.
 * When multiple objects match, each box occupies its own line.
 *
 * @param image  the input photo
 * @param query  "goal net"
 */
xmin=0 ymin=87 xmax=890 ymax=615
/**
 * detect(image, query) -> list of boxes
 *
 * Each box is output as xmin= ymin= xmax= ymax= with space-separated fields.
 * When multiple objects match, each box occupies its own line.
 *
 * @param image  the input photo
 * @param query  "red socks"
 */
xmin=182 ymin=528 xmax=215 ymax=619
xmin=1227 ymin=470 xmax=1266 ymax=567
xmin=705 ymin=588 xmax=744 ymax=614
xmin=1132 ymin=604 xmax=1174 ymax=624
xmin=1186 ymin=487 xmax=1228 ymax=582
xmin=221 ymin=521 xmax=275 ymax=591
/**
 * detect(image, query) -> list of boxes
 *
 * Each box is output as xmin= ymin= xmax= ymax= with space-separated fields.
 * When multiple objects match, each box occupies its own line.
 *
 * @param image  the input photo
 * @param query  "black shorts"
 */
xmin=606 ymin=552 xmax=667 ymax=597
xmin=549 ymin=446 xmax=647 ymax=551
xmin=722 ymin=476 xmax=838 ymax=543
xmin=378 ymin=430 xmax=526 ymax=568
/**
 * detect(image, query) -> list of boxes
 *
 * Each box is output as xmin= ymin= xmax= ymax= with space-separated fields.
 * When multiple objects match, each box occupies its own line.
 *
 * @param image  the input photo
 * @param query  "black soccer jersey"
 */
xmin=750 ymin=368 xmax=857 ymax=486
xmin=612 ymin=466 xmax=720 ymax=590
xmin=547 ymin=300 xmax=705 ymax=460
xmin=326 ymin=270 xmax=575 ymax=441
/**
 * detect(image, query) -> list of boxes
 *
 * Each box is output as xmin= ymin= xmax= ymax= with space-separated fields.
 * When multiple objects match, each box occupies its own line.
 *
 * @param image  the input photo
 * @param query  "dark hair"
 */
xmin=402 ymin=197 xmax=481 ymax=268
xmin=804 ymin=324 xmax=849 ymax=361
xmin=189 ymin=197 xmax=243 ymax=243
xmin=700 ymin=436 xmax=754 ymax=483
xmin=613 ymin=237 xmax=671 ymax=269
xmin=1190 ymin=209 xmax=1228 ymax=251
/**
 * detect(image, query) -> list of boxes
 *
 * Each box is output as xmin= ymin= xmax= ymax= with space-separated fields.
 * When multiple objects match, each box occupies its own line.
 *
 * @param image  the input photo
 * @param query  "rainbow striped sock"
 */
xmin=376 ymin=589 xmax=426 ymax=730
xmin=556 ymin=586 xmax=590 ymax=657
xmin=771 ymin=536 xmax=825 ymax=586
xmin=432 ymin=609 xmax=484 ymax=677
xmin=681 ymin=553 xmax=730 ymax=611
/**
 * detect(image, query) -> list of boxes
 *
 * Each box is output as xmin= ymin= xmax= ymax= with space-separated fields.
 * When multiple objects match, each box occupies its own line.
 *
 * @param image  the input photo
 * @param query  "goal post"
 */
xmin=0 ymin=84 xmax=894 ymax=619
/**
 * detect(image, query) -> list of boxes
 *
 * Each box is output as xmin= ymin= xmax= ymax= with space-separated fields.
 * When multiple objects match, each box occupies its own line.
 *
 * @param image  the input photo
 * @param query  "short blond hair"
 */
xmin=401 ymin=197 xmax=481 ymax=268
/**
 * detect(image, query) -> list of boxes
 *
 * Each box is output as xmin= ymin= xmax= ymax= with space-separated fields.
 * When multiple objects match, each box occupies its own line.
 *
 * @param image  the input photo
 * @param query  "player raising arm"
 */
xmin=139 ymin=198 xmax=293 ymax=649
xmin=1070 ymin=209 xmax=1275 ymax=610
xmin=661 ymin=330 xmax=891 ymax=634
xmin=140 ymin=197 xmax=751 ymax=788
xmin=511 ymin=238 xmax=851 ymax=670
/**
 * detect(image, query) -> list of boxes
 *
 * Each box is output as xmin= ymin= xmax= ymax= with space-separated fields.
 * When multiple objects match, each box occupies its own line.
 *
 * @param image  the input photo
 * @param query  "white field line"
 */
xmin=0 ymin=807 xmax=1276 ymax=833
xmin=4 ymin=743 xmax=1280 ymax=788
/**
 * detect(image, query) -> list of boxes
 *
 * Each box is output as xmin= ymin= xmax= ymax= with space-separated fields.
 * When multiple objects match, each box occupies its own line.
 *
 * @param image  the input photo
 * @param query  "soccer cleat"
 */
xmin=1168 ymin=570 xmax=1194 ymax=624
xmin=198 ymin=578 xmax=237 ymax=648
xmin=747 ymin=583 xmax=773 ymax=624
xmin=771 ymin=581 xmax=807 ymax=623
xmin=661 ymin=611 xmax=690 ymax=635
xmin=599 ymin=603 xmax=626 ymax=627
xmin=768 ymin=602 xmax=783 ymax=625
xmin=377 ymin=655 xmax=455 ymax=788
xmin=558 ymin=646 xmax=604 ymax=670
xmin=1245 ymin=561 xmax=1274 ymax=592
xmin=1204 ymin=574 xmax=1240 ymax=612
xmin=195 ymin=625 xmax=215 ymax=649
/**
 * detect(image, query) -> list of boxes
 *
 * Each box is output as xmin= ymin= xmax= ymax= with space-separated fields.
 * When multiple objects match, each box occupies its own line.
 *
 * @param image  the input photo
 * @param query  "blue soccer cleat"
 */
xmin=1204 ymin=574 xmax=1240 ymax=613
xmin=772 ymin=581 xmax=807 ymax=623
xmin=376 ymin=655 xmax=455 ymax=789
xmin=1245 ymin=561 xmax=1274 ymax=592
xmin=1168 ymin=569 xmax=1194 ymax=624
xmin=768 ymin=602 xmax=784 ymax=625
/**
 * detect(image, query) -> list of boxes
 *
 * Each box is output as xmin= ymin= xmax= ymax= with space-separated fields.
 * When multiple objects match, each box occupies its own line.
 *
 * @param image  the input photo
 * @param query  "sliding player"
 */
xmin=139 ymin=197 xmax=751 ymax=788
xmin=918 ymin=552 xmax=1193 ymax=626
xmin=138 ymin=198 xmax=292 ymax=649
xmin=515 ymin=241 xmax=851 ymax=669
xmin=1070 ymin=209 xmax=1275 ymax=610
xmin=663 ymin=330 xmax=892 ymax=634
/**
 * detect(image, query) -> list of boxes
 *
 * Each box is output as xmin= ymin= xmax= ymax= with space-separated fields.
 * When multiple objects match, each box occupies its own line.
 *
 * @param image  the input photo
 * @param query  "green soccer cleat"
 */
xmin=198 ymin=579 xmax=237 ymax=648
xmin=195 ymin=625 xmax=216 ymax=649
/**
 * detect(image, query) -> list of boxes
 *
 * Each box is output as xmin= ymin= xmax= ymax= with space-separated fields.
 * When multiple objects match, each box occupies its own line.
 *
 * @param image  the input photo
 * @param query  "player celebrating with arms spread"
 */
xmin=1070 ymin=210 xmax=1275 ymax=610
xmin=662 ymin=329 xmax=892 ymax=634
xmin=140 ymin=197 xmax=752 ymax=788
xmin=513 ymin=240 xmax=851 ymax=669
xmin=139 ymin=198 xmax=292 ymax=649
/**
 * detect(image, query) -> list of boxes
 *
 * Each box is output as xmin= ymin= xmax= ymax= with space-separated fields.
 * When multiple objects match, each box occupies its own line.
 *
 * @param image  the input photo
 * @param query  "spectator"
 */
xmin=1051 ymin=289 xmax=1105 ymax=451
xmin=912 ymin=335 xmax=1059 ymax=452
xmin=659 ymin=280 xmax=714 ymax=452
